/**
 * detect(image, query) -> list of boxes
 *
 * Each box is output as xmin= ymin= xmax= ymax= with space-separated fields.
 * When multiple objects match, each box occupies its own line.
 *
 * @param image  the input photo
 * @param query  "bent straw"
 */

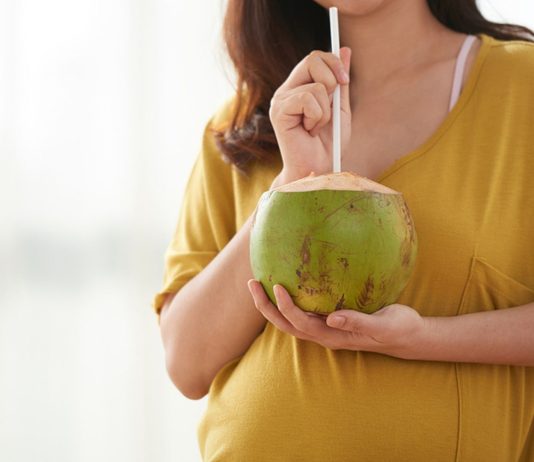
xmin=329 ymin=7 xmax=341 ymax=173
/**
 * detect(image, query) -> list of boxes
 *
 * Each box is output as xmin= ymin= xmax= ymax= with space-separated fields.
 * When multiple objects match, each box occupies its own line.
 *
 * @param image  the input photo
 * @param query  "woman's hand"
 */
xmin=247 ymin=279 xmax=425 ymax=358
xmin=270 ymin=47 xmax=352 ymax=182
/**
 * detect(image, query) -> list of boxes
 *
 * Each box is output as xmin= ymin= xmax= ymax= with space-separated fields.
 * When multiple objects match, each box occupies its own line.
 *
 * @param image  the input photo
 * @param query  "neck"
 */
xmin=339 ymin=1 xmax=457 ymax=88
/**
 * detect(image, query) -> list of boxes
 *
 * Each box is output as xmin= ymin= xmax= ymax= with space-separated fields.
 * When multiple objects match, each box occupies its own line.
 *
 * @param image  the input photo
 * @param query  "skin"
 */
xmin=160 ymin=0 xmax=534 ymax=400
xmin=250 ymin=0 xmax=534 ymax=367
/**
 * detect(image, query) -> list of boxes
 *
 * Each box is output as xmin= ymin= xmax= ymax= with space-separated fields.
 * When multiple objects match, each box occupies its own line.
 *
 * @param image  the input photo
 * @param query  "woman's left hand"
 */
xmin=248 ymin=279 xmax=425 ymax=358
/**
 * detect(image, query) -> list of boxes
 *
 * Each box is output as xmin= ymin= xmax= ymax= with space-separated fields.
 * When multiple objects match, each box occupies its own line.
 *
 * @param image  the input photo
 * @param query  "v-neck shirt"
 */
xmin=154 ymin=34 xmax=534 ymax=461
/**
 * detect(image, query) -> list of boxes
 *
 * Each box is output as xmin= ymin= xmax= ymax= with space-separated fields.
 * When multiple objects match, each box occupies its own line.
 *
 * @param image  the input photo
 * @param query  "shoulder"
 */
xmin=475 ymin=34 xmax=534 ymax=105
xmin=198 ymin=95 xmax=239 ymax=170
xmin=210 ymin=95 xmax=239 ymax=132
xmin=483 ymin=34 xmax=534 ymax=76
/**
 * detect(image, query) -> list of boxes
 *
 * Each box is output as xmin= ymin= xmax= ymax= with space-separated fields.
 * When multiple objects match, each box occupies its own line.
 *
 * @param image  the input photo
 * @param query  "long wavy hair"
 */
xmin=214 ymin=0 xmax=534 ymax=170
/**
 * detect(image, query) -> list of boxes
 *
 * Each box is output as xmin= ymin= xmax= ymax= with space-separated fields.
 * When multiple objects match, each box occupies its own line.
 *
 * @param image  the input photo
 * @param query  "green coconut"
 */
xmin=250 ymin=172 xmax=417 ymax=314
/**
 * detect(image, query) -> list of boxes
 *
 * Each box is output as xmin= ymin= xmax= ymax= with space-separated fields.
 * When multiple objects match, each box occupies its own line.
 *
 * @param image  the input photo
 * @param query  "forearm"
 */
xmin=159 ymin=212 xmax=265 ymax=398
xmin=406 ymin=303 xmax=534 ymax=366
xmin=160 ymin=172 xmax=294 ymax=399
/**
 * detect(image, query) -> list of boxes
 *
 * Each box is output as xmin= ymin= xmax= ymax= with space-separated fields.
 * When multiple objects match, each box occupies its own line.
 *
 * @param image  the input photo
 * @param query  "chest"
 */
xmin=341 ymin=61 xmax=456 ymax=181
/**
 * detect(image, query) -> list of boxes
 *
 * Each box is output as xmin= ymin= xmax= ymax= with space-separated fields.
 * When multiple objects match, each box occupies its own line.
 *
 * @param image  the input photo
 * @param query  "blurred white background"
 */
xmin=0 ymin=1 xmax=532 ymax=461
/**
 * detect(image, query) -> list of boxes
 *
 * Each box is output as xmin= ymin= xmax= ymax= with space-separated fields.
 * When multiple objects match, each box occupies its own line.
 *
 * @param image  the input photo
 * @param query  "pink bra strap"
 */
xmin=448 ymin=35 xmax=477 ymax=112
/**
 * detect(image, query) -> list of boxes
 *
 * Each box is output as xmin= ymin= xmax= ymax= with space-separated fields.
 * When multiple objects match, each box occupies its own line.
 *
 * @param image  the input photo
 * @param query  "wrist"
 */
xmin=270 ymin=170 xmax=302 ymax=190
xmin=270 ymin=168 xmax=317 ymax=190
xmin=397 ymin=316 xmax=437 ymax=361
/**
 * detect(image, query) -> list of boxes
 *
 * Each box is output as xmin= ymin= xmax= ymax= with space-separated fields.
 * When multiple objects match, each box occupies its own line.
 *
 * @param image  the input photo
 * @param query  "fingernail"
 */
xmin=339 ymin=69 xmax=350 ymax=84
xmin=328 ymin=315 xmax=345 ymax=327
xmin=248 ymin=280 xmax=256 ymax=294
xmin=273 ymin=284 xmax=282 ymax=298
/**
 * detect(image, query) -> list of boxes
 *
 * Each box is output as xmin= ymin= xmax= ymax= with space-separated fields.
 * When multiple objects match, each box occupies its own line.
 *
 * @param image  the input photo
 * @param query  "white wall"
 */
xmin=0 ymin=1 xmax=532 ymax=461
xmin=0 ymin=1 xmax=233 ymax=461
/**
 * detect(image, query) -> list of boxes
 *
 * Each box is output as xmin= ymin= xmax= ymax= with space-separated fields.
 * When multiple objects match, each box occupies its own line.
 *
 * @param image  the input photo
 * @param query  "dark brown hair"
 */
xmin=214 ymin=0 xmax=534 ymax=170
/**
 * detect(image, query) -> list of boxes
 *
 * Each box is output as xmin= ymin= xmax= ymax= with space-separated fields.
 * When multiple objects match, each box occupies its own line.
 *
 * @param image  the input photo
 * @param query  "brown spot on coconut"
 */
xmin=300 ymin=235 xmax=311 ymax=265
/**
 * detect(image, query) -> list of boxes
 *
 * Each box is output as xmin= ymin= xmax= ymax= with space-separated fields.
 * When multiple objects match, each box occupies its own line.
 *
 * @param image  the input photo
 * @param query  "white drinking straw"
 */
xmin=329 ymin=7 xmax=341 ymax=173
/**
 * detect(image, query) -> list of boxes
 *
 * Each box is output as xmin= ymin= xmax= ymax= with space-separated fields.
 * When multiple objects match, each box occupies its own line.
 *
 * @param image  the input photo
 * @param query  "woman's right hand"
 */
xmin=269 ymin=47 xmax=352 ymax=184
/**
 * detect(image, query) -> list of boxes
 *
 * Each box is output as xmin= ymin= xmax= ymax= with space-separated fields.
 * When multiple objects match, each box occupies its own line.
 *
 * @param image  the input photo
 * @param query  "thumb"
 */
xmin=339 ymin=47 xmax=352 ymax=115
xmin=326 ymin=309 xmax=378 ymax=334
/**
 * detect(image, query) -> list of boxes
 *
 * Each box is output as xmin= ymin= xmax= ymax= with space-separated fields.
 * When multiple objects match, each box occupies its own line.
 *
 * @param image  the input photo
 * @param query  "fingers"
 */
xmin=270 ymin=48 xmax=351 ymax=137
xmin=273 ymin=284 xmax=330 ymax=337
xmin=339 ymin=47 xmax=351 ymax=75
xmin=339 ymin=47 xmax=352 ymax=115
xmin=247 ymin=279 xmax=314 ymax=340
xmin=326 ymin=309 xmax=381 ymax=340
xmin=272 ymin=48 xmax=351 ymax=131
xmin=248 ymin=280 xmax=388 ymax=352
xmin=272 ymin=83 xmax=331 ymax=135
xmin=279 ymin=49 xmax=349 ymax=93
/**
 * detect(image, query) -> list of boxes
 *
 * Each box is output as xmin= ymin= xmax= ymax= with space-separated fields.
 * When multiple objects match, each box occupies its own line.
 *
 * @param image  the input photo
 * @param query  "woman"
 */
xmin=155 ymin=1 xmax=534 ymax=460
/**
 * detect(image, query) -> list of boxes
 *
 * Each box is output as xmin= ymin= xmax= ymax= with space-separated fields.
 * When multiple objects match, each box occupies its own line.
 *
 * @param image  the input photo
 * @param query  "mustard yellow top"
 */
xmin=153 ymin=34 xmax=534 ymax=461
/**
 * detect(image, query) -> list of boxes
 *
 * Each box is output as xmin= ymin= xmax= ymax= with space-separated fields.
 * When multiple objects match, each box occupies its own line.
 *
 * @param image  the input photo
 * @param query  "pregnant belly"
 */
xmin=198 ymin=323 xmax=459 ymax=462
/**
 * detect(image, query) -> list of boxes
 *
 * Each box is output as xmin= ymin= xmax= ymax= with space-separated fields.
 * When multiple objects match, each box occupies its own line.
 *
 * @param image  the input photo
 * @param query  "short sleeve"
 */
xmin=152 ymin=101 xmax=237 ymax=316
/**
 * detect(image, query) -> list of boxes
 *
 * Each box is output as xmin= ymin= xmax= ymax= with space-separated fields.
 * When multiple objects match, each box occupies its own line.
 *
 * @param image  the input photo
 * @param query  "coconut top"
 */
xmin=273 ymin=172 xmax=399 ymax=194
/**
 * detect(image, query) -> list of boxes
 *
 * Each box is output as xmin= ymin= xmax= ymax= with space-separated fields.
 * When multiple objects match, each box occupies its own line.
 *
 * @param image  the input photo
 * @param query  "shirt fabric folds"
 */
xmin=153 ymin=34 xmax=534 ymax=461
